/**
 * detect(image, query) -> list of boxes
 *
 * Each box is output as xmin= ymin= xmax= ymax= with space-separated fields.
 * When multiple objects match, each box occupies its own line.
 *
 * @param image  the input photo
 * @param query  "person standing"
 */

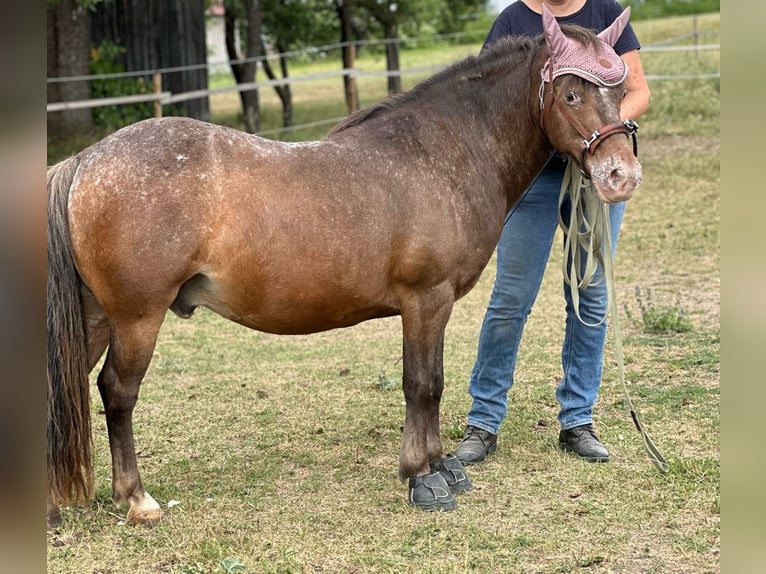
xmin=454 ymin=0 xmax=651 ymax=465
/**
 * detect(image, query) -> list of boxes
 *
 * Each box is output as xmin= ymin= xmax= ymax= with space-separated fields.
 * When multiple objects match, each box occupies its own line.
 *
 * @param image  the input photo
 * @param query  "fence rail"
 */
xmin=46 ymin=45 xmax=719 ymax=110
xmin=46 ymin=91 xmax=173 ymax=112
xmin=47 ymin=29 xmax=720 ymax=138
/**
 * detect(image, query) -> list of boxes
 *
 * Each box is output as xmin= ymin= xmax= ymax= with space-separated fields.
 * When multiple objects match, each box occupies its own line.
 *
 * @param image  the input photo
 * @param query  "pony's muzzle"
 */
xmin=590 ymin=156 xmax=642 ymax=203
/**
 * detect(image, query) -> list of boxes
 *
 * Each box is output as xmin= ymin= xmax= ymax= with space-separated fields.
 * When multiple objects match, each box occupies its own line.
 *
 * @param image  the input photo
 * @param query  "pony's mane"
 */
xmin=329 ymin=35 xmax=540 ymax=135
xmin=329 ymin=25 xmax=600 ymax=136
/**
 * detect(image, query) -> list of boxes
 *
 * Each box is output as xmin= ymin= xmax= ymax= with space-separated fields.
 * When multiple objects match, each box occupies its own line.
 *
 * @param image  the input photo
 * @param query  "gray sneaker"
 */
xmin=454 ymin=425 xmax=498 ymax=466
xmin=558 ymin=424 xmax=610 ymax=462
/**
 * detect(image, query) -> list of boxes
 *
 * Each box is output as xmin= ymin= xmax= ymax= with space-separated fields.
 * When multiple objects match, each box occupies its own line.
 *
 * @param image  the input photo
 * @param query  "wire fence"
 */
xmin=47 ymin=25 xmax=720 ymax=138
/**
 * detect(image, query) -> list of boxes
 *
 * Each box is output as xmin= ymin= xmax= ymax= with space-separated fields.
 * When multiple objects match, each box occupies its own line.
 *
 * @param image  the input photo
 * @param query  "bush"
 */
xmin=626 ymin=286 xmax=694 ymax=334
xmin=89 ymin=40 xmax=153 ymax=130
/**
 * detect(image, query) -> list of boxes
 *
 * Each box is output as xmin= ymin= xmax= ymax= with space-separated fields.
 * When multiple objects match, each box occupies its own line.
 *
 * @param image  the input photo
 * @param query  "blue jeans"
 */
xmin=466 ymin=158 xmax=625 ymax=433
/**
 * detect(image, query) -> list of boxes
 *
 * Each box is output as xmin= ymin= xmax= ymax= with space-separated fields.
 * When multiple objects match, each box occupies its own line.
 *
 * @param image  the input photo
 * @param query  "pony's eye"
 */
xmin=565 ymin=91 xmax=580 ymax=105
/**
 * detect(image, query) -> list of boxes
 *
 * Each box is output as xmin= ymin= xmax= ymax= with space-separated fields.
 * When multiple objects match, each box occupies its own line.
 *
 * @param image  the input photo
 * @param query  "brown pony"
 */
xmin=47 ymin=9 xmax=641 ymax=525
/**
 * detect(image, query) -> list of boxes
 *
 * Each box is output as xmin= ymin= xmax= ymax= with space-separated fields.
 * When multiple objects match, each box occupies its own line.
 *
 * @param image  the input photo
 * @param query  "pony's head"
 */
xmin=539 ymin=5 xmax=641 ymax=203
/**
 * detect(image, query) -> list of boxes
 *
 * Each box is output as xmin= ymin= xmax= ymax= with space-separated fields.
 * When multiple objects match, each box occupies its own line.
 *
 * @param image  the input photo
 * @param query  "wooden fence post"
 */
xmin=153 ymin=71 xmax=163 ymax=117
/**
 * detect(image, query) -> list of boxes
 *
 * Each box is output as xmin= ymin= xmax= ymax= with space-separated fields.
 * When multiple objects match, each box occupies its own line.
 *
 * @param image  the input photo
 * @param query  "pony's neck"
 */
xmin=477 ymin=47 xmax=555 ymax=213
xmin=328 ymin=44 xmax=554 ymax=215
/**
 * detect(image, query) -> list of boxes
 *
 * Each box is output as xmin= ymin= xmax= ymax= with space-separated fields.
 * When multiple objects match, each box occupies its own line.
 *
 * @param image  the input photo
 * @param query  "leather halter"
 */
xmin=538 ymin=78 xmax=638 ymax=179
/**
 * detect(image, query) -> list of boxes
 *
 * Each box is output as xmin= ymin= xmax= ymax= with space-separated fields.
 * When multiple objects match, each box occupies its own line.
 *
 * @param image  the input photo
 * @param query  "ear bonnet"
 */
xmin=541 ymin=5 xmax=631 ymax=87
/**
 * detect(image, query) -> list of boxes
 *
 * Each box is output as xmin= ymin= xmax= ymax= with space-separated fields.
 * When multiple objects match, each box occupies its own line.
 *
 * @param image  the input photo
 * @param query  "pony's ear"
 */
xmin=597 ymin=7 xmax=631 ymax=47
xmin=542 ymin=4 xmax=570 ymax=61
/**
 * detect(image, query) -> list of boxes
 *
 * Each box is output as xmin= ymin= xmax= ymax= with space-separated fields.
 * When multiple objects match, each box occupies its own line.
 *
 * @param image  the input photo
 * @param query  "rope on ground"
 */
xmin=559 ymin=161 xmax=669 ymax=473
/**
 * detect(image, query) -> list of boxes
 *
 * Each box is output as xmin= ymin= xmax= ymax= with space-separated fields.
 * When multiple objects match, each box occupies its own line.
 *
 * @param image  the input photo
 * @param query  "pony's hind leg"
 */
xmin=97 ymin=312 xmax=165 ymax=525
xmin=82 ymin=285 xmax=111 ymax=370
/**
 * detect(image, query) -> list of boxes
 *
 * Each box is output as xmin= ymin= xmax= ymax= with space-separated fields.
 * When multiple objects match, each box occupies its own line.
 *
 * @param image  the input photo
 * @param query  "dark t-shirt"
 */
xmin=483 ymin=0 xmax=641 ymax=55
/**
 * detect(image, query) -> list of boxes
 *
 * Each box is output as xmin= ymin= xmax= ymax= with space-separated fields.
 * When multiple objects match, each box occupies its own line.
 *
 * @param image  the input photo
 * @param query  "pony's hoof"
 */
xmin=47 ymin=497 xmax=63 ymax=529
xmin=125 ymin=492 xmax=163 ymax=526
xmin=408 ymin=471 xmax=457 ymax=511
xmin=47 ymin=509 xmax=63 ymax=530
xmin=127 ymin=507 xmax=164 ymax=526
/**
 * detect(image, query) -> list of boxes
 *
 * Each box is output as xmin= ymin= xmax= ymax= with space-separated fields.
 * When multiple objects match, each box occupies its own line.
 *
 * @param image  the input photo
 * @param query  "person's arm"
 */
xmin=619 ymin=49 xmax=651 ymax=120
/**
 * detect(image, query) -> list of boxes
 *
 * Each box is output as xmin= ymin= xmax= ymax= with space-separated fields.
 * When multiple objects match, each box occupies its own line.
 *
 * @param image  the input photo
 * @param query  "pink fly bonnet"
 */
xmin=541 ymin=5 xmax=631 ymax=87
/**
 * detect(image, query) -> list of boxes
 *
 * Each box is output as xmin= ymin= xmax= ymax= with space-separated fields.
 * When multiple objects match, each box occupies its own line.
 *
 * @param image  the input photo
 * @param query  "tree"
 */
xmin=259 ymin=1 xmax=295 ymax=127
xmin=260 ymin=0 xmax=336 ymax=127
xmin=338 ymin=0 xmax=360 ymax=111
xmin=225 ymin=0 xmax=263 ymax=133
xmin=436 ymin=0 xmax=489 ymax=35
xmin=223 ymin=0 xmax=345 ymax=130
xmin=357 ymin=0 xmax=405 ymax=94
xmin=47 ymin=0 xmax=96 ymax=139
xmin=354 ymin=0 xmax=455 ymax=95
xmin=330 ymin=0 xmax=361 ymax=111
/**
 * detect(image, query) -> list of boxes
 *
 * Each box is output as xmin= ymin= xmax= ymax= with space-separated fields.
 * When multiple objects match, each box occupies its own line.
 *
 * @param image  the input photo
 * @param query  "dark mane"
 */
xmin=329 ymin=35 xmax=541 ymax=136
xmin=328 ymin=24 xmax=600 ymax=136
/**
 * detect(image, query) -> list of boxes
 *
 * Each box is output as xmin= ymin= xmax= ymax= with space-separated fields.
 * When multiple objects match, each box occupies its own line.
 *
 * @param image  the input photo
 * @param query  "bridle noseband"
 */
xmin=538 ymin=78 xmax=639 ymax=179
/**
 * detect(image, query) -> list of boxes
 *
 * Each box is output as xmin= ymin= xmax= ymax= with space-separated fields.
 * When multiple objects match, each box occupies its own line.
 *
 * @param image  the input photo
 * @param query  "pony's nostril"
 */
xmin=609 ymin=168 xmax=626 ymax=187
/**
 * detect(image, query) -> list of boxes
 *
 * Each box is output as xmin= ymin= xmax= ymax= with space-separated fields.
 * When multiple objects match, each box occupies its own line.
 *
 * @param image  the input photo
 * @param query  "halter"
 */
xmin=538 ymin=76 xmax=639 ymax=179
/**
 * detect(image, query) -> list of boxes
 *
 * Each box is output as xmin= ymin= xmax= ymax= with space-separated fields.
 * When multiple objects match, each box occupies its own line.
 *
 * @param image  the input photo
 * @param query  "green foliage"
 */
xmin=376 ymin=371 xmax=398 ymax=390
xmin=444 ymin=420 xmax=465 ymax=441
xmin=435 ymin=0 xmax=492 ymax=35
xmin=620 ymin=0 xmax=720 ymax=20
xmin=261 ymin=0 xmax=338 ymax=52
xmin=626 ymin=286 xmax=694 ymax=334
xmin=89 ymin=40 xmax=153 ymax=130
xmin=354 ymin=0 xmax=489 ymax=41
xmin=219 ymin=557 xmax=248 ymax=573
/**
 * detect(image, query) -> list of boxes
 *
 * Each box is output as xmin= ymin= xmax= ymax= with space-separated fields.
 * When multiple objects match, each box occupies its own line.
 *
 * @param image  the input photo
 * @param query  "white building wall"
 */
xmin=206 ymin=14 xmax=237 ymax=74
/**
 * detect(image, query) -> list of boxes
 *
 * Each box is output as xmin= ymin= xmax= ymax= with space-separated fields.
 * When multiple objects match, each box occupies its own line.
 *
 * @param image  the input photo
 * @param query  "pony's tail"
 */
xmin=47 ymin=156 xmax=93 ymax=505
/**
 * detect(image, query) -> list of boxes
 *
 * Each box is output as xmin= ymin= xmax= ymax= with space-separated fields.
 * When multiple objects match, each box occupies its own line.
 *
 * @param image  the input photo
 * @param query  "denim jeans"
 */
xmin=466 ymin=158 xmax=625 ymax=433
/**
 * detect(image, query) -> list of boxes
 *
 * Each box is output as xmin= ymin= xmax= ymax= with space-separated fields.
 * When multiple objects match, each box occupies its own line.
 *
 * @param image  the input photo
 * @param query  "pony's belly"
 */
xmin=209 ymin=298 xmax=398 ymax=335
xmin=180 ymin=273 xmax=398 ymax=335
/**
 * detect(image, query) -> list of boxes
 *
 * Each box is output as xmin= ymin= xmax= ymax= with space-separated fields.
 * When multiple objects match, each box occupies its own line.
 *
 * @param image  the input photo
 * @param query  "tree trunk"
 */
xmin=336 ymin=0 xmax=359 ymax=112
xmin=385 ymin=23 xmax=401 ymax=94
xmin=260 ymin=40 xmax=293 ymax=128
xmin=278 ymin=51 xmax=293 ymax=128
xmin=47 ymin=0 xmax=94 ymax=140
xmin=225 ymin=0 xmax=261 ymax=133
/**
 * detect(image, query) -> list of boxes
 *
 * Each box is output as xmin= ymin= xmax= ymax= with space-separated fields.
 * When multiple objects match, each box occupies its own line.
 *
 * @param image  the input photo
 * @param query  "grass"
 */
xmin=625 ymin=286 xmax=694 ymax=334
xmin=47 ymin=13 xmax=719 ymax=574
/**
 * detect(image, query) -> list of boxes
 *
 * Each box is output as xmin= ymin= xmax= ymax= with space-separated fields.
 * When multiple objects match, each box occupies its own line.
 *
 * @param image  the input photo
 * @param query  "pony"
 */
xmin=47 ymin=6 xmax=640 ymax=525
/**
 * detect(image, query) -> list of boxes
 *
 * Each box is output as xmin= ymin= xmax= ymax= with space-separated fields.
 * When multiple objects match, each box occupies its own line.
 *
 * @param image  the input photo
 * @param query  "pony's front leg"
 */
xmin=399 ymin=291 xmax=469 ymax=511
xmin=97 ymin=318 xmax=164 ymax=526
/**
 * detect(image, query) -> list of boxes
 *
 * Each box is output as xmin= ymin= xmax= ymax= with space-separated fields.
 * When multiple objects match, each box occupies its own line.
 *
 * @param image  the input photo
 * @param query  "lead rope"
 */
xmin=559 ymin=160 xmax=669 ymax=473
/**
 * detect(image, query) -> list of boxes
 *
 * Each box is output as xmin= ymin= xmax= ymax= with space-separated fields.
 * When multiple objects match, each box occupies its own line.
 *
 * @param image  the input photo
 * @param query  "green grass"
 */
xmin=48 ymin=13 xmax=719 ymax=574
